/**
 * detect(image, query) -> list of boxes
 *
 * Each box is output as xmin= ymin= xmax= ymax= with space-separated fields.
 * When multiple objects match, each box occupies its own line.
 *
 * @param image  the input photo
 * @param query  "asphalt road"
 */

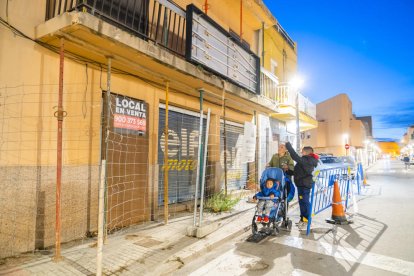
xmin=174 ymin=159 xmax=414 ymax=276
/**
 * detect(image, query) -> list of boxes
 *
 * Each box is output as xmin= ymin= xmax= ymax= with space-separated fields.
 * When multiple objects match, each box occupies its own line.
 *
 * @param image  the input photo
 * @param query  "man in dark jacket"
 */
xmin=285 ymin=141 xmax=319 ymax=227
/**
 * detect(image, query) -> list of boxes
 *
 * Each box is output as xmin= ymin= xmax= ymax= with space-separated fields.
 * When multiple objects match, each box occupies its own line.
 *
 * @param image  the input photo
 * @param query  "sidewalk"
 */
xmin=1 ymin=194 xmax=280 ymax=276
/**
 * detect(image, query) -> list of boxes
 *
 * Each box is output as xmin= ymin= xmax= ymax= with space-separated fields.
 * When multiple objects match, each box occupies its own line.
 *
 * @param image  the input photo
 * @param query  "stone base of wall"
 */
xmin=0 ymin=165 xmax=99 ymax=258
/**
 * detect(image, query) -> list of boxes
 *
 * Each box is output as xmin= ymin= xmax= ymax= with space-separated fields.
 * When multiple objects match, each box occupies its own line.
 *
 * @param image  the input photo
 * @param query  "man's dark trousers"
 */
xmin=297 ymin=186 xmax=311 ymax=220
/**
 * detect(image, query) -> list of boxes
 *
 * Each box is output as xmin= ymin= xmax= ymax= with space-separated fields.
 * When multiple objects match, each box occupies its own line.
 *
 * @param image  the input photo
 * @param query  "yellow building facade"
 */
xmin=0 ymin=0 xmax=316 ymax=257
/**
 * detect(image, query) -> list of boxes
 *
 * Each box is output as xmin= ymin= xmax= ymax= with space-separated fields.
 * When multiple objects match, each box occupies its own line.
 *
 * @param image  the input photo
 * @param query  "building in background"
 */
xmin=400 ymin=125 xmax=414 ymax=157
xmin=0 ymin=0 xmax=316 ymax=257
xmin=377 ymin=139 xmax=400 ymax=158
xmin=302 ymin=94 xmax=369 ymax=161
xmin=356 ymin=116 xmax=373 ymax=138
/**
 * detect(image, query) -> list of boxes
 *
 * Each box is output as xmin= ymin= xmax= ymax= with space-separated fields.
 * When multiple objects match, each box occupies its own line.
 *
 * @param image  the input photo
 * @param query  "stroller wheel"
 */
xmin=252 ymin=217 xmax=259 ymax=235
xmin=272 ymin=224 xmax=280 ymax=236
xmin=285 ymin=219 xmax=292 ymax=231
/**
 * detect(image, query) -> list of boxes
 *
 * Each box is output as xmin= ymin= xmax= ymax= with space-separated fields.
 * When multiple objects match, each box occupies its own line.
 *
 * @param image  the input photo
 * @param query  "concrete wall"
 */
xmin=307 ymin=94 xmax=368 ymax=156
xmin=350 ymin=119 xmax=367 ymax=148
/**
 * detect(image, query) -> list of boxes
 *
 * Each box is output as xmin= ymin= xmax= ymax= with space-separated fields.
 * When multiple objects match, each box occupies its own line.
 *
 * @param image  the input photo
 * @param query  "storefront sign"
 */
xmin=114 ymin=95 xmax=146 ymax=135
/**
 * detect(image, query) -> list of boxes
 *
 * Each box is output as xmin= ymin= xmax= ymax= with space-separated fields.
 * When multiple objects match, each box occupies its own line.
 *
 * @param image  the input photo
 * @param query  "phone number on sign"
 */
xmin=114 ymin=114 xmax=146 ymax=131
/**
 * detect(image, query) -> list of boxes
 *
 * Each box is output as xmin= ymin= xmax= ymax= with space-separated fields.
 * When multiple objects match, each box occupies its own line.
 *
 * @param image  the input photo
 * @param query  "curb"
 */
xmin=154 ymin=199 xmax=300 ymax=275
xmin=153 ymin=210 xmax=254 ymax=275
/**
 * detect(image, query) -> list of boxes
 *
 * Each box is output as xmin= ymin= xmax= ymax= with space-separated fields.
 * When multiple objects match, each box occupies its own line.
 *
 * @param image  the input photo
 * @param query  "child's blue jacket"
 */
xmin=255 ymin=184 xmax=280 ymax=202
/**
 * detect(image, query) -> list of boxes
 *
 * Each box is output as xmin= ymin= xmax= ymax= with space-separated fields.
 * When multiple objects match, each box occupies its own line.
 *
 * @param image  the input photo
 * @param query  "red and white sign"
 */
xmin=345 ymin=143 xmax=350 ymax=149
xmin=114 ymin=95 xmax=147 ymax=134
xmin=114 ymin=114 xmax=146 ymax=131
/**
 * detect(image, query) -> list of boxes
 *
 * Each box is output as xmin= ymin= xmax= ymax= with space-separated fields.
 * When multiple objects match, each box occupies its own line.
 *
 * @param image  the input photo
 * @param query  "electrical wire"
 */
xmin=0 ymin=14 xmax=272 ymax=118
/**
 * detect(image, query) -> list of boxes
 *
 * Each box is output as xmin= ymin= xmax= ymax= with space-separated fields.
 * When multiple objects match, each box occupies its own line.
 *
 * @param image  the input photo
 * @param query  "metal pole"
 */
xmin=96 ymin=160 xmax=106 ymax=276
xmin=204 ymin=0 xmax=208 ymax=14
xmin=295 ymin=91 xmax=301 ymax=152
xmin=103 ymin=57 xmax=112 ymax=243
xmin=254 ymin=110 xmax=259 ymax=188
xmin=193 ymin=90 xmax=204 ymax=226
xmin=164 ymin=81 xmax=169 ymax=225
xmin=199 ymin=108 xmax=211 ymax=226
xmin=54 ymin=37 xmax=64 ymax=262
xmin=223 ymin=99 xmax=228 ymax=196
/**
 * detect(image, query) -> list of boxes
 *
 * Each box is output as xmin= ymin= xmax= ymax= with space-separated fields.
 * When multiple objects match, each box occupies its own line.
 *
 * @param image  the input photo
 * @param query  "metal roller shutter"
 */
xmin=158 ymin=107 xmax=206 ymax=204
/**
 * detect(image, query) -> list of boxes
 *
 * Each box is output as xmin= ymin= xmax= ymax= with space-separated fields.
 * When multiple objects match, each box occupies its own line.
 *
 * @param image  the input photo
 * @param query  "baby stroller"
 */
xmin=252 ymin=167 xmax=293 ymax=236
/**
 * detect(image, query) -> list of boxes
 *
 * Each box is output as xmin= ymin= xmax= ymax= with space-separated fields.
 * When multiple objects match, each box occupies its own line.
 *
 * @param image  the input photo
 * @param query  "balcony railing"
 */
xmin=260 ymin=69 xmax=316 ymax=118
xmin=298 ymin=94 xmax=316 ymax=118
xmin=45 ymin=0 xmax=186 ymax=56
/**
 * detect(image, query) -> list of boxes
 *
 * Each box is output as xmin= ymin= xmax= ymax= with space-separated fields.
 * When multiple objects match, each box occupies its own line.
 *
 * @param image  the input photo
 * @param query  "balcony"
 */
xmin=45 ymin=0 xmax=187 ymax=56
xmin=260 ymin=68 xmax=317 ymax=129
xmin=41 ymin=0 xmax=260 ymax=95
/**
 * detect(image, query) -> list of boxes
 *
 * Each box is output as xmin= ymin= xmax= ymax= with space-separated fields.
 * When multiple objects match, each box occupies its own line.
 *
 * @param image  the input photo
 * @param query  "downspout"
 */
xmin=240 ymin=0 xmax=243 ymax=41
xmin=262 ymin=22 xmax=265 ymax=67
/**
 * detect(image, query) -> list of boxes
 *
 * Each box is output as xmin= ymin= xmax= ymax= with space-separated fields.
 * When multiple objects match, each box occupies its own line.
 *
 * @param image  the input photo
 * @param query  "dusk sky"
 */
xmin=263 ymin=0 xmax=414 ymax=140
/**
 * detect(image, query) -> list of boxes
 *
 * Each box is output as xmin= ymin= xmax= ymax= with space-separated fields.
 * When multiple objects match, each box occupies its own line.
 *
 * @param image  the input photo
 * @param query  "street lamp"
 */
xmin=289 ymin=76 xmax=304 ymax=152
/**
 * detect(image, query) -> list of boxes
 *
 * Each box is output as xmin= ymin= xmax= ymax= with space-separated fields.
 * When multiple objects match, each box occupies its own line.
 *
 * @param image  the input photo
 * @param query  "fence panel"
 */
xmin=307 ymin=166 xmax=353 ymax=235
xmin=0 ymin=81 xmax=101 ymax=258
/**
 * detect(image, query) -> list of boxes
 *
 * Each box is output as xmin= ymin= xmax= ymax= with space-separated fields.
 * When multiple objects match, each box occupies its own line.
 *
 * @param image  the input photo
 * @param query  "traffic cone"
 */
xmin=363 ymin=175 xmax=369 ymax=186
xmin=326 ymin=181 xmax=353 ymax=225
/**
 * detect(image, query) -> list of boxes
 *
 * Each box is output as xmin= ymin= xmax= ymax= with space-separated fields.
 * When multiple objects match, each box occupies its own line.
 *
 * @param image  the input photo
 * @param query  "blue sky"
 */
xmin=263 ymin=0 xmax=414 ymax=140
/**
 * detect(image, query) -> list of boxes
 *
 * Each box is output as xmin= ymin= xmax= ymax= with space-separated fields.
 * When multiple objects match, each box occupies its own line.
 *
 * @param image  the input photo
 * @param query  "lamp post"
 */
xmin=290 ymin=76 xmax=304 ymax=152
xmin=295 ymin=92 xmax=300 ymax=152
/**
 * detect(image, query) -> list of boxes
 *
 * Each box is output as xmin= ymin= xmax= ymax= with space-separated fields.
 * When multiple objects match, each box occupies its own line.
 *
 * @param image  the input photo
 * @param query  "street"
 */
xmin=174 ymin=159 xmax=414 ymax=275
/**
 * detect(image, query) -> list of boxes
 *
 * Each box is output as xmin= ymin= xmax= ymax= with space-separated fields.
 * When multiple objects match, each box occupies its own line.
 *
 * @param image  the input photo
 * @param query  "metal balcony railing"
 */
xmin=260 ymin=69 xmax=316 ymax=118
xmin=45 ymin=0 xmax=186 ymax=56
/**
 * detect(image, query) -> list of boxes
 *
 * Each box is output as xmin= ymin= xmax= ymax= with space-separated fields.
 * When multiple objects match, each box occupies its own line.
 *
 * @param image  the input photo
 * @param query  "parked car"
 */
xmin=315 ymin=156 xmax=354 ymax=181
xmin=319 ymin=156 xmax=344 ymax=169
xmin=338 ymin=156 xmax=357 ymax=179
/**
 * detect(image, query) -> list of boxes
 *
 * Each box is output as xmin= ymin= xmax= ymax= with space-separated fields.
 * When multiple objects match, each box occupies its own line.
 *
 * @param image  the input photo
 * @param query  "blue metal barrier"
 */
xmin=306 ymin=166 xmax=351 ymax=235
xmin=356 ymin=162 xmax=364 ymax=195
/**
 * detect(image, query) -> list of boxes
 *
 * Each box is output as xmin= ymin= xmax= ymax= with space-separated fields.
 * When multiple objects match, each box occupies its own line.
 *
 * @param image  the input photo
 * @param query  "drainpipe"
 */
xmin=261 ymin=22 xmax=265 ymax=66
xmin=240 ymin=0 xmax=243 ymax=41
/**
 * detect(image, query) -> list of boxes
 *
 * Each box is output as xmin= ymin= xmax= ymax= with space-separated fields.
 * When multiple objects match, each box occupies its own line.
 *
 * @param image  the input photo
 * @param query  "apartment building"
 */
xmin=303 ymin=94 xmax=368 ymax=159
xmin=0 ymin=0 xmax=317 ymax=257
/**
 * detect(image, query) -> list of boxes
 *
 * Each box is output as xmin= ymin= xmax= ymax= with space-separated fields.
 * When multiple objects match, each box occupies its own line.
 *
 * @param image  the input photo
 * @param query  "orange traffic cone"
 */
xmin=326 ymin=181 xmax=353 ymax=225
xmin=363 ymin=175 xmax=369 ymax=186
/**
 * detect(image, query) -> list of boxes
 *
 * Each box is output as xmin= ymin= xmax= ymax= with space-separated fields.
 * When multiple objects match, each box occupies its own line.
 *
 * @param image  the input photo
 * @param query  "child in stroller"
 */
xmin=252 ymin=167 xmax=293 ymax=236
xmin=253 ymin=179 xmax=280 ymax=224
